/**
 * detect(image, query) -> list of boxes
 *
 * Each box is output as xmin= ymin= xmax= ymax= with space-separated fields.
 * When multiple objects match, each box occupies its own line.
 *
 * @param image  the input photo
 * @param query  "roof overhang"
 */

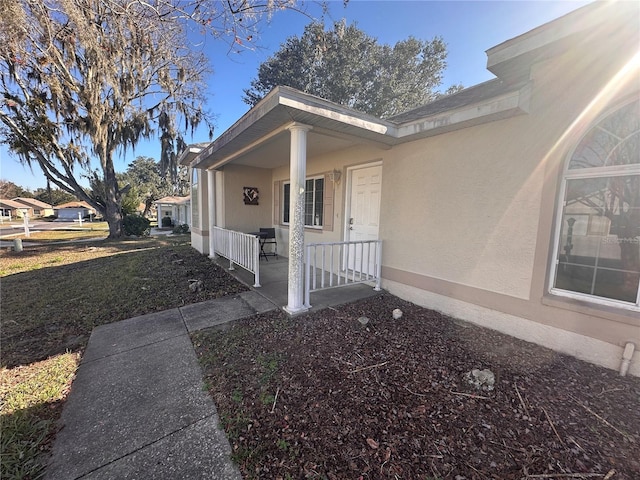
xmin=186 ymin=84 xmax=531 ymax=170
xmin=184 ymin=86 xmax=397 ymax=170
xmin=486 ymin=2 xmax=638 ymax=82
xmin=177 ymin=144 xmax=206 ymax=166
xmin=154 ymin=197 xmax=190 ymax=205
xmin=0 ymin=200 xmax=29 ymax=209
xmin=183 ymin=2 xmax=637 ymax=173
xmin=396 ymin=83 xmax=531 ymax=140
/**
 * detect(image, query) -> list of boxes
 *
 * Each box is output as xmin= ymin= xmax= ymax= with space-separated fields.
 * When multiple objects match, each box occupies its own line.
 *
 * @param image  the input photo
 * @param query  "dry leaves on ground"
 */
xmin=194 ymin=293 xmax=640 ymax=480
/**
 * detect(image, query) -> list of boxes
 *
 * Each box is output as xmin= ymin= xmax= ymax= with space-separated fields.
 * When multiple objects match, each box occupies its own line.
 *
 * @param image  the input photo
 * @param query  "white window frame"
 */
xmin=548 ymin=100 xmax=640 ymax=311
xmin=282 ymin=175 xmax=324 ymax=229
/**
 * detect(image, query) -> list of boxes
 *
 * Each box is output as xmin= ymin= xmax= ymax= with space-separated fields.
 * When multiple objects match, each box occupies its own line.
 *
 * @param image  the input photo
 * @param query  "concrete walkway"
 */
xmin=46 ymin=291 xmax=277 ymax=480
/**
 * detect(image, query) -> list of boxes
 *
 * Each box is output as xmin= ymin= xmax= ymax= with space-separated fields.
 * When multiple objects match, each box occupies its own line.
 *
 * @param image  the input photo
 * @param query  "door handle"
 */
xmin=349 ymin=218 xmax=354 ymax=225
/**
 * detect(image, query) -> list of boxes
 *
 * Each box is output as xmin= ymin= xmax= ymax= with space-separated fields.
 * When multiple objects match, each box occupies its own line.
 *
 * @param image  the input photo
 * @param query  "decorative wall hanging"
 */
xmin=243 ymin=187 xmax=259 ymax=205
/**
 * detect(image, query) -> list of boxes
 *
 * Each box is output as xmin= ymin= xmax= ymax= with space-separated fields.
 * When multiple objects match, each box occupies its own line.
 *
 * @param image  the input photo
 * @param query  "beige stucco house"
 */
xmin=181 ymin=2 xmax=639 ymax=376
xmin=12 ymin=197 xmax=54 ymax=217
xmin=0 ymin=198 xmax=32 ymax=219
xmin=154 ymin=195 xmax=191 ymax=227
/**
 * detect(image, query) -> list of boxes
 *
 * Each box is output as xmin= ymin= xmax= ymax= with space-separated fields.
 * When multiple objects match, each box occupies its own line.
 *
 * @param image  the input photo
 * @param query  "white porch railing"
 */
xmin=304 ymin=240 xmax=382 ymax=307
xmin=212 ymin=226 xmax=261 ymax=287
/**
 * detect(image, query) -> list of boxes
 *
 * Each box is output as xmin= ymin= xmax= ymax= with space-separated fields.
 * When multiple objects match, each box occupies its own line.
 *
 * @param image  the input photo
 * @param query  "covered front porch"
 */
xmin=212 ymin=254 xmax=381 ymax=313
xmin=182 ymin=86 xmax=392 ymax=314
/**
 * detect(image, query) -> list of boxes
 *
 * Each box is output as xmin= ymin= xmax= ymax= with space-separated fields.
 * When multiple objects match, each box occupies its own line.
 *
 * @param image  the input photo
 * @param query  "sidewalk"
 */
xmin=46 ymin=290 xmax=277 ymax=480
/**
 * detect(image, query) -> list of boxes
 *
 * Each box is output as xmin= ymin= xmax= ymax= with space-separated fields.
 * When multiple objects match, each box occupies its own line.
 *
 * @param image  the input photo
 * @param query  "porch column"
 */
xmin=284 ymin=123 xmax=312 ymax=314
xmin=207 ymin=169 xmax=217 ymax=258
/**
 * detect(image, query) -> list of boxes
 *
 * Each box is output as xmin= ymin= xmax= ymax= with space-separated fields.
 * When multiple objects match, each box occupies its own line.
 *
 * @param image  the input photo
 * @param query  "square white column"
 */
xmin=207 ymin=169 xmax=217 ymax=258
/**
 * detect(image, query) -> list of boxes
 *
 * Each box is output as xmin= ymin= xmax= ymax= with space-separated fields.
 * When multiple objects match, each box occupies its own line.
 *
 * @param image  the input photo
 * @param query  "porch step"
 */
xmin=180 ymin=290 xmax=278 ymax=332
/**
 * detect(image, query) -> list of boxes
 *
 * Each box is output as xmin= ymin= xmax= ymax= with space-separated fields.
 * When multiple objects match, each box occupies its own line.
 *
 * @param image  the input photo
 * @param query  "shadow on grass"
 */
xmin=1 ymin=235 xmax=249 ymax=479
xmin=1 ymin=236 xmax=248 ymax=368
xmin=1 ymin=235 xmax=184 ymax=262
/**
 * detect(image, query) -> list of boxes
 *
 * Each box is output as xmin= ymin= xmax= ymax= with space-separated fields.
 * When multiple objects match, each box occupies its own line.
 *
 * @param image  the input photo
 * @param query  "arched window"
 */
xmin=191 ymin=168 xmax=199 ymax=229
xmin=550 ymin=99 xmax=640 ymax=310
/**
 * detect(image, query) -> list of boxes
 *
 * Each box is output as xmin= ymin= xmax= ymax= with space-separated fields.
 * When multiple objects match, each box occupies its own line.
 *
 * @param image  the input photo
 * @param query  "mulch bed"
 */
xmin=193 ymin=293 xmax=640 ymax=480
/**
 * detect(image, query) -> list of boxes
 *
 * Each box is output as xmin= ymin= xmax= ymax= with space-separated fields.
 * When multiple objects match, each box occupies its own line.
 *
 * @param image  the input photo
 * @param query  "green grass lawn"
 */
xmin=0 ymin=234 xmax=247 ymax=479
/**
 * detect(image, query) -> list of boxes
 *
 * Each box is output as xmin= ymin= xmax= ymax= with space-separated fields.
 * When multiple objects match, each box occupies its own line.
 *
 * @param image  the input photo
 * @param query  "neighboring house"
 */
xmin=12 ymin=197 xmax=54 ymax=217
xmin=54 ymin=201 xmax=96 ymax=221
xmin=181 ymin=3 xmax=639 ymax=376
xmin=0 ymin=198 xmax=32 ymax=219
xmin=154 ymin=196 xmax=190 ymax=227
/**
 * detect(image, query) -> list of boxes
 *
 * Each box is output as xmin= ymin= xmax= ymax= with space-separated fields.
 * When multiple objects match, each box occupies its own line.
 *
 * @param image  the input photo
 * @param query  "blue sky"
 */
xmin=0 ymin=0 xmax=591 ymax=190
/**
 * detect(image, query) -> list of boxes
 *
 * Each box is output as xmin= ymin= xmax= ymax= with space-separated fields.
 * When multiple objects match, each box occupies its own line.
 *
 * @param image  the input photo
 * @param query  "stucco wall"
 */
xmin=190 ymin=232 xmax=208 ymax=255
xmin=380 ymin=117 xmax=543 ymax=300
xmin=57 ymin=208 xmax=89 ymax=220
xmin=378 ymin=26 xmax=639 ymax=374
xmin=222 ymin=164 xmax=273 ymax=233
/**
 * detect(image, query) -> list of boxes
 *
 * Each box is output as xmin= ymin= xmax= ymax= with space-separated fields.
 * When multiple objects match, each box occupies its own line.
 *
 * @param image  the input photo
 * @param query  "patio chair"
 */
xmin=259 ymin=228 xmax=277 ymax=258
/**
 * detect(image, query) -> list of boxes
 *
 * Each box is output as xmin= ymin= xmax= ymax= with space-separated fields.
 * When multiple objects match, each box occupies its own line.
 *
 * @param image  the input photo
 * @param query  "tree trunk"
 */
xmin=103 ymin=152 xmax=123 ymax=239
xmin=105 ymin=199 xmax=123 ymax=238
xmin=143 ymin=197 xmax=154 ymax=217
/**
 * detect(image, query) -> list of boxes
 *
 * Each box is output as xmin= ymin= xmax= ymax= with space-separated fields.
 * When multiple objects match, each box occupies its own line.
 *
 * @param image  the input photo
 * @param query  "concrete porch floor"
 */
xmin=211 ymin=255 xmax=382 ymax=314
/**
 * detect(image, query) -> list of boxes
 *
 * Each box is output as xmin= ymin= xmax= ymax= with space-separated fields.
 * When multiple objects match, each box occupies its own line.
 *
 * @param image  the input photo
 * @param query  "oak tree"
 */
xmin=244 ymin=20 xmax=461 ymax=118
xmin=0 ymin=179 xmax=32 ymax=198
xmin=122 ymin=156 xmax=189 ymax=216
xmin=0 ymin=0 xmax=298 ymax=237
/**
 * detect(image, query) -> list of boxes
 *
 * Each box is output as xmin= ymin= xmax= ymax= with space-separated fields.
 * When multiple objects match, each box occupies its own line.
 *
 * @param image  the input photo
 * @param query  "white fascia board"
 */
xmin=486 ymin=3 xmax=604 ymax=73
xmin=190 ymin=84 xmax=532 ymax=167
xmin=396 ymin=84 xmax=531 ymax=138
xmin=279 ymin=93 xmax=396 ymax=137
xmin=191 ymin=87 xmax=397 ymax=169
xmin=178 ymin=145 xmax=206 ymax=166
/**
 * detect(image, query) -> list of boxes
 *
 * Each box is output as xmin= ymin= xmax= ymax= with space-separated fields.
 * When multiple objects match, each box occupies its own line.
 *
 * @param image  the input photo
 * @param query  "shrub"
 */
xmin=172 ymin=223 xmax=190 ymax=234
xmin=161 ymin=216 xmax=173 ymax=228
xmin=123 ymin=214 xmax=151 ymax=237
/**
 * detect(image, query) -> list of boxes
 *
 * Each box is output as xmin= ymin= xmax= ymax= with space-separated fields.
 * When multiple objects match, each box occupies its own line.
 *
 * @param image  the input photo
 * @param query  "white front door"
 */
xmin=346 ymin=163 xmax=382 ymax=273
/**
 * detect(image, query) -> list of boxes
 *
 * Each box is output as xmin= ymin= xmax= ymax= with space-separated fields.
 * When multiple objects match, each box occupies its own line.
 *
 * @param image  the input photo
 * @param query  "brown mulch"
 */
xmin=193 ymin=293 xmax=640 ymax=480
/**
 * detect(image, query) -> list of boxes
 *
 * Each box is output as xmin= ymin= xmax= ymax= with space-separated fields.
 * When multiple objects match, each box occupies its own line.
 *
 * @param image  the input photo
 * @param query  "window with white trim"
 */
xmin=551 ymin=99 xmax=639 ymax=310
xmin=283 ymin=177 xmax=324 ymax=227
